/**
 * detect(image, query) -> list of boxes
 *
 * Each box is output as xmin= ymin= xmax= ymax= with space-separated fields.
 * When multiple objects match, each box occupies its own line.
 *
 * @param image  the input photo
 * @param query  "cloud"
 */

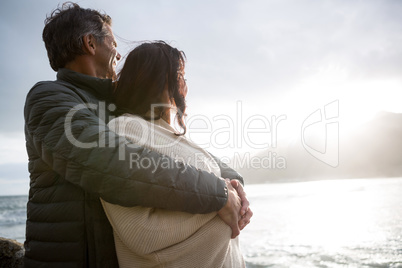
xmin=2 ymin=0 xmax=402 ymax=130
xmin=0 ymin=133 xmax=27 ymax=164
xmin=0 ymin=0 xmax=401 ymax=185
xmin=0 ymin=163 xmax=29 ymax=196
xmin=0 ymin=0 xmax=56 ymax=133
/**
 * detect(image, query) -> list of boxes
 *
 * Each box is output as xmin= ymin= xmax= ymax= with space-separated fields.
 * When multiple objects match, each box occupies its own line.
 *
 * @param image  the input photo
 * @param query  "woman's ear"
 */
xmin=82 ymin=34 xmax=96 ymax=56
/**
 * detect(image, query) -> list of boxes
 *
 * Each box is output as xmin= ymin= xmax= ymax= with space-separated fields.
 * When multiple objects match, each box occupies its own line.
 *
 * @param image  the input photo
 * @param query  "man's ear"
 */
xmin=82 ymin=35 xmax=96 ymax=56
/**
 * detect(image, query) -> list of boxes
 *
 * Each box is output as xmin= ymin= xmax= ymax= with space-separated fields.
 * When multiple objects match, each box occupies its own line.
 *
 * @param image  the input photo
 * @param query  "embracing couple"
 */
xmin=24 ymin=2 xmax=252 ymax=268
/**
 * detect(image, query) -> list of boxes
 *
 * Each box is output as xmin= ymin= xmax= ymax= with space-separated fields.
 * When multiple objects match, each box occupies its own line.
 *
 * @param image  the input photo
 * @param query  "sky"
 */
xmin=0 ymin=0 xmax=401 ymax=195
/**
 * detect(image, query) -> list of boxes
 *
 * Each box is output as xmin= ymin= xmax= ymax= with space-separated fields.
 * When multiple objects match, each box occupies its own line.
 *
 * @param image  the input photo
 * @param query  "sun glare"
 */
xmin=285 ymin=179 xmax=388 ymax=252
xmin=279 ymin=68 xmax=402 ymax=139
xmin=186 ymin=67 xmax=401 ymax=158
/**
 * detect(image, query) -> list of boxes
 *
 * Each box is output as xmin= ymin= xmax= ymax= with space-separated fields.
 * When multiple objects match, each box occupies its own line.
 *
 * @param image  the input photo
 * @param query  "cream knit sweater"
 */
xmin=101 ymin=114 xmax=245 ymax=268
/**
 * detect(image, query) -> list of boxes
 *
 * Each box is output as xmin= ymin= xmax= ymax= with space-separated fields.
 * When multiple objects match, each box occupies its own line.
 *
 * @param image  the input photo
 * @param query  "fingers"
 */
xmin=230 ymin=180 xmax=249 ymax=216
xmin=229 ymin=179 xmax=253 ymax=231
xmin=219 ymin=179 xmax=253 ymax=236
xmin=231 ymin=225 xmax=241 ymax=239
xmin=218 ymin=179 xmax=242 ymax=239
xmin=238 ymin=207 xmax=253 ymax=230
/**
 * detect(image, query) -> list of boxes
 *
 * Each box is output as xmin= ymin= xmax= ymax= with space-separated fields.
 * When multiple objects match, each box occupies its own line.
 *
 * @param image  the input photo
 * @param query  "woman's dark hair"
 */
xmin=42 ymin=2 xmax=112 ymax=71
xmin=114 ymin=41 xmax=187 ymax=135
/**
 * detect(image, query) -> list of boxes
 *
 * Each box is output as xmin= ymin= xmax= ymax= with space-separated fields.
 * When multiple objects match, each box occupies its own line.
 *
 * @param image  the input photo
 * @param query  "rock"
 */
xmin=0 ymin=237 xmax=24 ymax=268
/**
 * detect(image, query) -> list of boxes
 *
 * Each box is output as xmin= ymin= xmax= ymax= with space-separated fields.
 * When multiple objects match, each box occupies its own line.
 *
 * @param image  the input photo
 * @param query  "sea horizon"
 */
xmin=1 ymin=175 xmax=401 ymax=197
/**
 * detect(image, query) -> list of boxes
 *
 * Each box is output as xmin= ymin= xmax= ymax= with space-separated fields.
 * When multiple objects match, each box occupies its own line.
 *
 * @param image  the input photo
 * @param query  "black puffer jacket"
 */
xmin=23 ymin=69 xmax=243 ymax=267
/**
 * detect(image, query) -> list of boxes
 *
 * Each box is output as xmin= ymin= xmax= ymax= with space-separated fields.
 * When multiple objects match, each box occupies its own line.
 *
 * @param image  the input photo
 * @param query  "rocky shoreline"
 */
xmin=0 ymin=237 xmax=24 ymax=267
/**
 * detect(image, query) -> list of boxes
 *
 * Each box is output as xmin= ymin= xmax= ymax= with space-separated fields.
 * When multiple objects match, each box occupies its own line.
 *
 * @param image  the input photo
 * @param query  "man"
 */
xmin=24 ymin=2 xmax=252 ymax=267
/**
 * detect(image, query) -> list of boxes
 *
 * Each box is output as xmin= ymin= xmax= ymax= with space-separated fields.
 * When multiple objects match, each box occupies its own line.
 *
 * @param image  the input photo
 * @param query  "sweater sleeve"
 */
xmin=101 ymin=201 xmax=219 ymax=254
xmin=24 ymin=81 xmax=227 ymax=213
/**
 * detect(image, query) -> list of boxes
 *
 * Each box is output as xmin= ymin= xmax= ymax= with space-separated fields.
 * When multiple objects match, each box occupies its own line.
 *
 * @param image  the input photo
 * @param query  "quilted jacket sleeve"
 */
xmin=210 ymin=154 xmax=244 ymax=186
xmin=24 ymin=81 xmax=228 ymax=214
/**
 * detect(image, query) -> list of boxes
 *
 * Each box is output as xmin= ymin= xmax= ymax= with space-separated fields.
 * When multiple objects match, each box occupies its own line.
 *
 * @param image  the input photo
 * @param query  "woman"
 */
xmin=101 ymin=41 xmax=245 ymax=268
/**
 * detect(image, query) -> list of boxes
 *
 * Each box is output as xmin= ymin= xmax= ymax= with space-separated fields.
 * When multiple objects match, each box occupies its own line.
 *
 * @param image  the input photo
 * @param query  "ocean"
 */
xmin=0 ymin=195 xmax=27 ymax=243
xmin=1 ymin=178 xmax=402 ymax=267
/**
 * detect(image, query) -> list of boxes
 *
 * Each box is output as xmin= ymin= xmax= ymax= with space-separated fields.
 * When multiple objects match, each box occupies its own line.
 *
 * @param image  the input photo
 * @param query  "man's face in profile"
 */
xmin=95 ymin=24 xmax=121 ymax=79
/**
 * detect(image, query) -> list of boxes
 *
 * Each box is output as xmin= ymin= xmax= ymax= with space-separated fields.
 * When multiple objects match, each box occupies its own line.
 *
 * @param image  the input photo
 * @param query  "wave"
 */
xmin=0 ymin=209 xmax=26 ymax=226
xmin=0 ymin=196 xmax=27 ymax=226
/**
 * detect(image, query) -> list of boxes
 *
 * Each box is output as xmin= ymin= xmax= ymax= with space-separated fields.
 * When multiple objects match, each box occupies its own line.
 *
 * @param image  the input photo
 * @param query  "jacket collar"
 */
xmin=57 ymin=68 xmax=113 ymax=100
